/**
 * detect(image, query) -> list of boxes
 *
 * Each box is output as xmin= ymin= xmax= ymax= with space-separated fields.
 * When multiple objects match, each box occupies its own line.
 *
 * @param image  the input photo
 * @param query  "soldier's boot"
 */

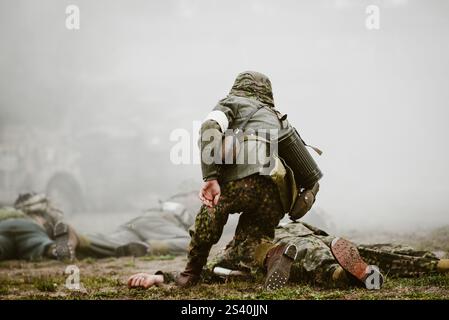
xmin=437 ymin=259 xmax=449 ymax=273
xmin=176 ymin=257 xmax=206 ymax=288
xmin=116 ymin=242 xmax=149 ymax=257
xmin=263 ymin=244 xmax=298 ymax=291
xmin=53 ymin=221 xmax=77 ymax=262
xmin=331 ymin=238 xmax=384 ymax=290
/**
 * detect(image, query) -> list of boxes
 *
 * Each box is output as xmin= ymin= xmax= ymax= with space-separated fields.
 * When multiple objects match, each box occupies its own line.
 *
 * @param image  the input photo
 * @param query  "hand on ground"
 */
xmin=127 ymin=273 xmax=164 ymax=289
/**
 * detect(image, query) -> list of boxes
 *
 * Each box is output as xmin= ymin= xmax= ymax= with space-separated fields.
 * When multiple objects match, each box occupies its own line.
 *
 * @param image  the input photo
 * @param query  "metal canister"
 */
xmin=277 ymin=127 xmax=323 ymax=189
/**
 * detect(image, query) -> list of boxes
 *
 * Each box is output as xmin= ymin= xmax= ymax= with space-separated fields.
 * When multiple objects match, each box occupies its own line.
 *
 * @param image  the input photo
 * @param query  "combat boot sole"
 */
xmin=264 ymin=244 xmax=298 ymax=291
xmin=331 ymin=237 xmax=384 ymax=289
xmin=54 ymin=221 xmax=75 ymax=262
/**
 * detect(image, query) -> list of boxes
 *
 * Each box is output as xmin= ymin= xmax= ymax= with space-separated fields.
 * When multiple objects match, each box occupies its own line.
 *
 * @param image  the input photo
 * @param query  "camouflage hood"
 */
xmin=229 ymin=71 xmax=275 ymax=107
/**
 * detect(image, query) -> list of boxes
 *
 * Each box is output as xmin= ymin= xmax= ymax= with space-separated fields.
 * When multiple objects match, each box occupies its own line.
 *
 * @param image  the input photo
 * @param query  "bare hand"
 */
xmin=127 ymin=273 xmax=164 ymax=289
xmin=198 ymin=179 xmax=221 ymax=208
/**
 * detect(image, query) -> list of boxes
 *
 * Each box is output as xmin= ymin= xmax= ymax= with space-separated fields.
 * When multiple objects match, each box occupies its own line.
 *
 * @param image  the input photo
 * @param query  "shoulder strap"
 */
xmin=237 ymin=105 xmax=264 ymax=132
xmin=237 ymin=104 xmax=289 ymax=131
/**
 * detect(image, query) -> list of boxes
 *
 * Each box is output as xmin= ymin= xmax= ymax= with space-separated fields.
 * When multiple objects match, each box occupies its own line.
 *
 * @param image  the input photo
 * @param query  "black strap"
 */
xmin=236 ymin=105 xmax=288 ymax=134
xmin=236 ymin=105 xmax=264 ymax=132
xmin=235 ymin=105 xmax=289 ymax=140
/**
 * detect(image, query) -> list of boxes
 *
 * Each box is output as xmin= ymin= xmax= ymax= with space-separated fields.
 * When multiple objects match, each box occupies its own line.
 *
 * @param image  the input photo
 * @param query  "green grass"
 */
xmin=0 ymin=286 xmax=8 ymax=295
xmin=1 ymin=261 xmax=448 ymax=300
xmin=139 ymin=255 xmax=176 ymax=262
xmin=1 ymin=275 xmax=448 ymax=300
xmin=82 ymin=257 xmax=97 ymax=265
xmin=32 ymin=278 xmax=57 ymax=292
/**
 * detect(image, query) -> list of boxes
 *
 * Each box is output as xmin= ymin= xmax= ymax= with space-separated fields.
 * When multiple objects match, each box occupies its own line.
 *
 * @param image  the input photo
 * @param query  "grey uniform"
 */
xmin=80 ymin=200 xmax=195 ymax=257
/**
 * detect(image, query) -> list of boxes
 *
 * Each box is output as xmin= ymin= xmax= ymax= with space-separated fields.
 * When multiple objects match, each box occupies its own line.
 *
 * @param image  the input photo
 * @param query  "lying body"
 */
xmin=128 ymin=221 xmax=449 ymax=290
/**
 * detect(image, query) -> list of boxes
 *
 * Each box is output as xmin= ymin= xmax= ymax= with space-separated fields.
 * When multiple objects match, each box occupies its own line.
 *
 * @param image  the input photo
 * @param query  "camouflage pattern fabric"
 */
xmin=357 ymin=244 xmax=439 ymax=277
xmin=14 ymin=193 xmax=63 ymax=231
xmin=275 ymin=225 xmax=441 ymax=283
xmin=187 ymin=174 xmax=285 ymax=269
xmin=211 ymin=222 xmax=441 ymax=287
xmin=229 ymin=71 xmax=275 ymax=107
xmin=286 ymin=234 xmax=340 ymax=286
xmin=270 ymin=223 xmax=339 ymax=286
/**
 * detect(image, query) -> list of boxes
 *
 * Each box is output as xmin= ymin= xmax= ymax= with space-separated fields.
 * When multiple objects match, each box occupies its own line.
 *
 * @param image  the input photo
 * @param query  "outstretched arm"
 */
xmin=127 ymin=273 xmax=165 ymax=289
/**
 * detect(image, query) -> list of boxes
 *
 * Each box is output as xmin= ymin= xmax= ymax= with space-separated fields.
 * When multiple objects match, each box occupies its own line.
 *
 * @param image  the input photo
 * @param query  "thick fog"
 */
xmin=1 ymin=0 xmax=448 ymax=232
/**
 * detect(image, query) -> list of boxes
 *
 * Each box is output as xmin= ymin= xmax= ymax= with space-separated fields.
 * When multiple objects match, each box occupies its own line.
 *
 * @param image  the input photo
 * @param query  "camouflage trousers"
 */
xmin=274 ymin=233 xmax=339 ymax=286
xmin=188 ymin=174 xmax=285 ymax=269
xmin=357 ymin=244 xmax=439 ymax=277
xmin=212 ymin=222 xmax=441 ymax=287
xmin=275 ymin=236 xmax=439 ymax=286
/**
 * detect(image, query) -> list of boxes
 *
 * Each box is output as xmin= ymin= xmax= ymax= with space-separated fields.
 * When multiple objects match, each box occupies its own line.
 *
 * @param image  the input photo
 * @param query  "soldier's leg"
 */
xmin=11 ymin=220 xmax=54 ymax=260
xmin=80 ymin=227 xmax=149 ymax=258
xmin=359 ymin=244 xmax=438 ymax=259
xmin=357 ymin=245 xmax=440 ymax=277
xmin=179 ymin=175 xmax=284 ymax=287
xmin=77 ymin=233 xmax=119 ymax=258
xmin=282 ymin=235 xmax=344 ymax=287
xmin=212 ymin=176 xmax=285 ymax=271
xmin=187 ymin=204 xmax=230 ymax=267
xmin=182 ymin=177 xmax=255 ymax=285
xmin=176 ymin=203 xmax=230 ymax=287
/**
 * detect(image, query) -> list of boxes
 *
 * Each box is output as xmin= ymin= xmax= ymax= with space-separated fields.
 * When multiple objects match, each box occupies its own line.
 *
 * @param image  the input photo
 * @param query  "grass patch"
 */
xmin=82 ymin=257 xmax=97 ymax=264
xmin=33 ymin=277 xmax=58 ymax=292
xmin=139 ymin=255 xmax=176 ymax=262
xmin=1 ymin=256 xmax=448 ymax=300
xmin=0 ymin=286 xmax=9 ymax=295
xmin=82 ymin=276 xmax=122 ymax=289
xmin=123 ymin=261 xmax=135 ymax=268
xmin=2 ymin=275 xmax=448 ymax=300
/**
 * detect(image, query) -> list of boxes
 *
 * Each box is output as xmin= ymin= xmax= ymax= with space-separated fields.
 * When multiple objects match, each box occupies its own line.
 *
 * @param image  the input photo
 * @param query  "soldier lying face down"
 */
xmin=0 ymin=193 xmax=77 ymax=261
xmin=128 ymin=221 xmax=449 ymax=290
xmin=0 ymin=191 xmax=203 ymax=261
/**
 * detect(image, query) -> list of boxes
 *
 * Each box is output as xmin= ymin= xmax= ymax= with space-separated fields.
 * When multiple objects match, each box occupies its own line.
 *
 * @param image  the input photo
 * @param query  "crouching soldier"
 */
xmin=177 ymin=71 xmax=323 ymax=287
xmin=127 ymin=221 xmax=449 ymax=290
xmin=0 ymin=193 xmax=78 ymax=261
